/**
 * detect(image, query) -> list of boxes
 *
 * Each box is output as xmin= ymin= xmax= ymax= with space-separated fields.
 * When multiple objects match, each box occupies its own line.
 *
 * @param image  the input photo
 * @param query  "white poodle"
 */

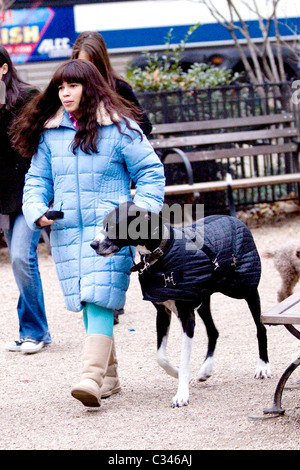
xmin=264 ymin=243 xmax=300 ymax=302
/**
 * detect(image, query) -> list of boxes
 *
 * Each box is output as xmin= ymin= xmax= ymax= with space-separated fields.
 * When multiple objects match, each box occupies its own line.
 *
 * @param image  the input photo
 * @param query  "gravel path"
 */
xmin=0 ymin=214 xmax=299 ymax=450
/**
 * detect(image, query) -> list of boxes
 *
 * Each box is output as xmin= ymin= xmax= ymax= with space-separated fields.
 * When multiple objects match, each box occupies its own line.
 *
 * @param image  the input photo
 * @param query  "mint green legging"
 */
xmin=83 ymin=303 xmax=114 ymax=337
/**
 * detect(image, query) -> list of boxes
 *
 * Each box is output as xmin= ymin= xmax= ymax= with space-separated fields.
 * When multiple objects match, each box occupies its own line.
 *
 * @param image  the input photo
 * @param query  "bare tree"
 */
xmin=199 ymin=0 xmax=298 ymax=85
xmin=0 ymin=0 xmax=16 ymax=11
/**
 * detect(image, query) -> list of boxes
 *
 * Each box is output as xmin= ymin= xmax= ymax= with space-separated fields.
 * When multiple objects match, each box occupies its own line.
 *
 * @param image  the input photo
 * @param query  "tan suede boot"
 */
xmin=71 ymin=334 xmax=112 ymax=407
xmin=100 ymin=336 xmax=121 ymax=398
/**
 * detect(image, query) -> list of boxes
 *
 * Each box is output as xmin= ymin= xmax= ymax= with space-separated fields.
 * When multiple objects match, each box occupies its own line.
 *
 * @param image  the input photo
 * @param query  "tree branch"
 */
xmin=199 ymin=0 xmax=297 ymax=84
xmin=0 ymin=0 xmax=16 ymax=11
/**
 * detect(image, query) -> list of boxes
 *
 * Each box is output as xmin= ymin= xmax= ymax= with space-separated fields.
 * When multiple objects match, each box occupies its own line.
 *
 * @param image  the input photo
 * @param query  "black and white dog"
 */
xmin=91 ymin=202 xmax=270 ymax=407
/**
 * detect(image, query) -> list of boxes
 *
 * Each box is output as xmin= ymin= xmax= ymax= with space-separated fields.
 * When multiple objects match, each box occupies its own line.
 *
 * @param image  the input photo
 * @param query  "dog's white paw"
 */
xmin=171 ymin=381 xmax=190 ymax=407
xmin=254 ymin=359 xmax=271 ymax=379
xmin=198 ymin=357 xmax=213 ymax=382
xmin=171 ymin=392 xmax=189 ymax=408
xmin=157 ymin=357 xmax=179 ymax=378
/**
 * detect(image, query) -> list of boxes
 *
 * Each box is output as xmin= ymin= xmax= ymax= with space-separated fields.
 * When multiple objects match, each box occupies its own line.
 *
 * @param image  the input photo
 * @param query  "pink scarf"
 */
xmin=69 ymin=113 xmax=78 ymax=128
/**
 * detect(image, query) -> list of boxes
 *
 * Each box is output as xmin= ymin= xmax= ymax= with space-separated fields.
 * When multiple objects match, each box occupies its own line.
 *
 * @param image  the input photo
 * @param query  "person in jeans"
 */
xmin=0 ymin=46 xmax=51 ymax=354
xmin=12 ymin=59 xmax=164 ymax=407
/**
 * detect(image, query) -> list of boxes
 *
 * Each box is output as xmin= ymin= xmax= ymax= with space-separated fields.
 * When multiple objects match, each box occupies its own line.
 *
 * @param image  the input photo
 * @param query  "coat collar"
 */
xmin=44 ymin=102 xmax=120 ymax=129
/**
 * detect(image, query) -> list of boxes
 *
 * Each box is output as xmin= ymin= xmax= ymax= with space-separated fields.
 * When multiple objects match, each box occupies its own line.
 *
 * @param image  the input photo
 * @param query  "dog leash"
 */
xmin=130 ymin=247 xmax=165 ymax=274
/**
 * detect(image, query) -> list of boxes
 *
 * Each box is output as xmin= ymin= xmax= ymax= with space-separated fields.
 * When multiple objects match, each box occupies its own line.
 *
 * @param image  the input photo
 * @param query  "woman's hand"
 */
xmin=36 ymin=215 xmax=55 ymax=227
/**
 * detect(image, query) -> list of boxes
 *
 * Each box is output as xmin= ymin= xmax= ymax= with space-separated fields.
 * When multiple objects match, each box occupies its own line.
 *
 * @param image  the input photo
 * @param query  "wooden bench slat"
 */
xmin=262 ymin=312 xmax=300 ymax=324
xmin=230 ymin=173 xmax=300 ymax=189
xmin=162 ymin=143 xmax=298 ymax=163
xmin=164 ymin=181 xmax=227 ymax=195
xmin=262 ymin=292 xmax=300 ymax=325
xmin=131 ymin=173 xmax=300 ymax=197
xmin=152 ymin=128 xmax=298 ymax=150
xmin=162 ymin=173 xmax=300 ymax=195
xmin=152 ymin=113 xmax=295 ymax=135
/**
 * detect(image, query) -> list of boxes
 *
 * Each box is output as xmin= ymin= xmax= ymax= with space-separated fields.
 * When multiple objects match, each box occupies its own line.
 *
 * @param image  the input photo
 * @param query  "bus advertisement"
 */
xmin=1 ymin=0 xmax=300 ymax=68
xmin=0 ymin=6 xmax=76 ymax=63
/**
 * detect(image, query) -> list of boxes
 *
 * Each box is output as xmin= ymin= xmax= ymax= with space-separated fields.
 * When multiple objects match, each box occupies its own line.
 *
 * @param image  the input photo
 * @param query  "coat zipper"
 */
xmin=76 ymin=151 xmax=83 ymax=290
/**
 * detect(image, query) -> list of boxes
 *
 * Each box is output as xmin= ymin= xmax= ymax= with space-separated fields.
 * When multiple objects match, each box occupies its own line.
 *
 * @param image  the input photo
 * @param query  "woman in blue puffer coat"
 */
xmin=12 ymin=59 xmax=165 ymax=408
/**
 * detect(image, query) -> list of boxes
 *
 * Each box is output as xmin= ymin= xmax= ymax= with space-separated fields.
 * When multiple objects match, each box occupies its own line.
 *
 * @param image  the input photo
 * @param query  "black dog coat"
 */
xmin=138 ymin=215 xmax=261 ymax=305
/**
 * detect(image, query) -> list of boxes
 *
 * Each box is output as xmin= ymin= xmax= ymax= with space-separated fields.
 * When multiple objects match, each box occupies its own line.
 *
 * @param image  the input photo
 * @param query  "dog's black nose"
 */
xmin=90 ymin=240 xmax=98 ymax=250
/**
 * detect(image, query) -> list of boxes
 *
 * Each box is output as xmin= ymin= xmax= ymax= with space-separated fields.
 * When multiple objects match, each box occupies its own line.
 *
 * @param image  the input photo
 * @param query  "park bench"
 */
xmin=149 ymin=113 xmax=300 ymax=215
xmin=261 ymin=292 xmax=300 ymax=417
xmin=36 ymin=113 xmax=300 ymax=253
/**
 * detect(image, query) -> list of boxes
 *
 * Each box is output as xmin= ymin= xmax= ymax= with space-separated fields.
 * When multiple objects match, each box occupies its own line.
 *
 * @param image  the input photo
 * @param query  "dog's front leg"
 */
xmin=172 ymin=303 xmax=195 ymax=408
xmin=172 ymin=331 xmax=193 ymax=407
xmin=155 ymin=303 xmax=178 ymax=378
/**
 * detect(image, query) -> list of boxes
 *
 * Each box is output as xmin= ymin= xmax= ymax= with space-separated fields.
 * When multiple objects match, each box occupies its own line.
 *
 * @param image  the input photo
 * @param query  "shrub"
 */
xmin=126 ymin=25 xmax=240 ymax=92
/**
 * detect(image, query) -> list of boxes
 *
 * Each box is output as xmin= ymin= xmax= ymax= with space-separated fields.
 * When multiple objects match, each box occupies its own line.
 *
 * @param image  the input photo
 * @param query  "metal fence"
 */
xmin=137 ymin=82 xmax=296 ymax=123
xmin=137 ymin=82 xmax=300 ymax=213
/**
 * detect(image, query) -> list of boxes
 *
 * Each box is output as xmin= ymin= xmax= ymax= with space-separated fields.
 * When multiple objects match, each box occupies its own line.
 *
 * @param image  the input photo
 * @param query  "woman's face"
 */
xmin=58 ymin=81 xmax=83 ymax=118
xmin=0 ymin=63 xmax=8 ymax=81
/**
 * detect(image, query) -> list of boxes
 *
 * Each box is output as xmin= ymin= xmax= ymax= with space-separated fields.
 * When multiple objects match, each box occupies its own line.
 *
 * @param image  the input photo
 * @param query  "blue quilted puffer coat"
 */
xmin=22 ymin=107 xmax=165 ymax=312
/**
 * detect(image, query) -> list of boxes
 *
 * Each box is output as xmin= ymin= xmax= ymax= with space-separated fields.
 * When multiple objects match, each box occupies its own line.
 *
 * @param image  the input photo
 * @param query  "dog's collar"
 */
xmin=130 ymin=226 xmax=169 ymax=274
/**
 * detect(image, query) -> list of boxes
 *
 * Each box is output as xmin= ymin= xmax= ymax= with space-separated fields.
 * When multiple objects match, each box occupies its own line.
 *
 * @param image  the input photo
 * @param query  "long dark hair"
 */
xmin=0 ymin=45 xmax=31 ymax=111
xmin=71 ymin=32 xmax=143 ymax=125
xmin=72 ymin=32 xmax=118 ymax=89
xmin=12 ymin=59 xmax=142 ymax=158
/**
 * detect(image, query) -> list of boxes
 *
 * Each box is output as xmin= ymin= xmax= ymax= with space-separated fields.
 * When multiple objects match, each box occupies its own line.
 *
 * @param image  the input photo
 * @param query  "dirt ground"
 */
xmin=0 ymin=212 xmax=299 ymax=451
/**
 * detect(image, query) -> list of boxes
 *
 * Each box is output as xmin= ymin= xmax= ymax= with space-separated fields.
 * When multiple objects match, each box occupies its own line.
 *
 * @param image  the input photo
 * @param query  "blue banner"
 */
xmin=0 ymin=6 xmax=76 ymax=64
xmin=1 ymin=2 xmax=300 ymax=64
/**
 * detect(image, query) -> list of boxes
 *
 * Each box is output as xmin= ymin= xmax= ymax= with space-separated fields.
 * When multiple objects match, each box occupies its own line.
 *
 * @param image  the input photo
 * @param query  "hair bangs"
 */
xmin=52 ymin=60 xmax=87 ymax=88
